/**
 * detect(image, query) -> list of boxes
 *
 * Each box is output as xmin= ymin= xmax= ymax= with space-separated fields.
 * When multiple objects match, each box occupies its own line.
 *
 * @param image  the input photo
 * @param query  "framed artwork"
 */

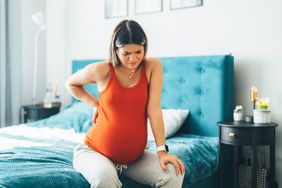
xmin=135 ymin=0 xmax=162 ymax=15
xmin=170 ymin=0 xmax=203 ymax=10
xmin=105 ymin=0 xmax=128 ymax=19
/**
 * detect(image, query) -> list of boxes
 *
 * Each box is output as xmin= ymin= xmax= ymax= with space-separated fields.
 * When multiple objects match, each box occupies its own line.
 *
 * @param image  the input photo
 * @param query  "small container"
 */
xmin=253 ymin=109 xmax=271 ymax=123
xmin=245 ymin=115 xmax=253 ymax=123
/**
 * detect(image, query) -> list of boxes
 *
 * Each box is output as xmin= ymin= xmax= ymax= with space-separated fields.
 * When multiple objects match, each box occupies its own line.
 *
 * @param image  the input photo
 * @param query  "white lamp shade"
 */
xmin=31 ymin=12 xmax=46 ymax=29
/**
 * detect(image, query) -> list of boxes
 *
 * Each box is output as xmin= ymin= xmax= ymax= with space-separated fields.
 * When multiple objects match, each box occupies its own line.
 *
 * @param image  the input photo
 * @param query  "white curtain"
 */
xmin=0 ymin=0 xmax=22 ymax=127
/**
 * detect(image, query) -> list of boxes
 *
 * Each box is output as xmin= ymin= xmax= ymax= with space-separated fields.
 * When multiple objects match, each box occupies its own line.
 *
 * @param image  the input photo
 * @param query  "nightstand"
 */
xmin=218 ymin=121 xmax=278 ymax=188
xmin=21 ymin=102 xmax=61 ymax=123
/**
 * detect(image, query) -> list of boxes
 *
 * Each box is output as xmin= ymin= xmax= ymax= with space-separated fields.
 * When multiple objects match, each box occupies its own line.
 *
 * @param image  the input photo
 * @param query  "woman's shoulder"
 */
xmin=144 ymin=57 xmax=162 ymax=82
xmin=144 ymin=57 xmax=162 ymax=71
xmin=145 ymin=57 xmax=161 ymax=64
xmin=85 ymin=61 xmax=111 ymax=81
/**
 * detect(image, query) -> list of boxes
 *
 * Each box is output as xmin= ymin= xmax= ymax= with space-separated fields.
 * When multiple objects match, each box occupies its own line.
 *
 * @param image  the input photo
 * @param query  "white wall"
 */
xmin=21 ymin=0 xmax=46 ymax=105
xmin=44 ymin=0 xmax=282 ymax=185
xmin=46 ymin=0 xmax=68 ymax=106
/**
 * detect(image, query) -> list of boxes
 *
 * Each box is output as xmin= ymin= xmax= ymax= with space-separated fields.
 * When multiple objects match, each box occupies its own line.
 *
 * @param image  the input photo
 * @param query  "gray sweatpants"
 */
xmin=73 ymin=143 xmax=184 ymax=188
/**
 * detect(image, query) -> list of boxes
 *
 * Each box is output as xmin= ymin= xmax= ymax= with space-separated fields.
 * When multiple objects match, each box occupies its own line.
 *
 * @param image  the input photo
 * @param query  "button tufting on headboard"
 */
xmin=177 ymin=98 xmax=185 ymax=105
xmin=196 ymin=66 xmax=203 ymax=73
xmin=159 ymin=55 xmax=234 ymax=136
xmin=179 ymin=78 xmax=186 ymax=84
xmin=194 ymin=87 xmax=202 ymax=95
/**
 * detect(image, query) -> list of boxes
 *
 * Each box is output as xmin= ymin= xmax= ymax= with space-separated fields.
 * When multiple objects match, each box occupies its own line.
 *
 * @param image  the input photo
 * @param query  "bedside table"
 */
xmin=218 ymin=121 xmax=278 ymax=188
xmin=21 ymin=102 xmax=61 ymax=123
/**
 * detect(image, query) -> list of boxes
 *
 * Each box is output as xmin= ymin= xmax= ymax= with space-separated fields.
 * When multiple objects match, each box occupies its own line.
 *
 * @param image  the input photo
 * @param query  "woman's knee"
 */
xmin=155 ymin=163 xmax=184 ymax=188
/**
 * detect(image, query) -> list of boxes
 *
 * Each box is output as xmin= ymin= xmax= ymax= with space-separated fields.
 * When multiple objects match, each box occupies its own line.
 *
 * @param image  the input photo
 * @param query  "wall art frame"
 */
xmin=170 ymin=0 xmax=203 ymax=10
xmin=135 ymin=0 xmax=163 ymax=15
xmin=105 ymin=0 xmax=128 ymax=19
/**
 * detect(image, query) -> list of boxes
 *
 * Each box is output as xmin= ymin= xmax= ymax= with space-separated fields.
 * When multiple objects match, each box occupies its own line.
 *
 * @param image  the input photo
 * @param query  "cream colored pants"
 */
xmin=73 ymin=143 xmax=184 ymax=188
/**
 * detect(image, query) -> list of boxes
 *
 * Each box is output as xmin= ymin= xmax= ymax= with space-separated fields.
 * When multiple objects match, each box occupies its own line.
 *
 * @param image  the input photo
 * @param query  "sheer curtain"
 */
xmin=0 ymin=0 xmax=22 ymax=127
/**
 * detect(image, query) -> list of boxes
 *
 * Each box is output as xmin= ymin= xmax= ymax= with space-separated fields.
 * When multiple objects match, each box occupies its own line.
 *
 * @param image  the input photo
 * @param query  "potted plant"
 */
xmin=254 ymin=97 xmax=271 ymax=123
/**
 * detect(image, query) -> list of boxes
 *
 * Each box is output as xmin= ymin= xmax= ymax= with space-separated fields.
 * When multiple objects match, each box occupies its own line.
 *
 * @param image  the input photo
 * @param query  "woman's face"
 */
xmin=116 ymin=44 xmax=145 ymax=70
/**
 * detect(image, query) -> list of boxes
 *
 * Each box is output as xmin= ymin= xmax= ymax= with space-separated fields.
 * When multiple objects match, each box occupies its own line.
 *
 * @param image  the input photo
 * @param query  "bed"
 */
xmin=0 ymin=55 xmax=234 ymax=188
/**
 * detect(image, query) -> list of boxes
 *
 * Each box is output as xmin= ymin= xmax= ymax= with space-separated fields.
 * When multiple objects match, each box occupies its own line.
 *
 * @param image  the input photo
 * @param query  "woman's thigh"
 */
xmin=73 ymin=143 xmax=122 ymax=188
xmin=123 ymin=150 xmax=184 ymax=188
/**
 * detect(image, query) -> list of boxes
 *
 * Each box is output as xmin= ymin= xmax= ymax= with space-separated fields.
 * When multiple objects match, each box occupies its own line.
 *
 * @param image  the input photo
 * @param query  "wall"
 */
xmin=46 ymin=0 xmax=68 ymax=106
xmin=21 ymin=0 xmax=46 ymax=105
xmin=44 ymin=0 xmax=282 ymax=185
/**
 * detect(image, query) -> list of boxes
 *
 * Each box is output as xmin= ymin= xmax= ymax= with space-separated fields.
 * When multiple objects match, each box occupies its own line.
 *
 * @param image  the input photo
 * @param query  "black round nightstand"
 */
xmin=218 ymin=121 xmax=278 ymax=188
xmin=21 ymin=102 xmax=61 ymax=123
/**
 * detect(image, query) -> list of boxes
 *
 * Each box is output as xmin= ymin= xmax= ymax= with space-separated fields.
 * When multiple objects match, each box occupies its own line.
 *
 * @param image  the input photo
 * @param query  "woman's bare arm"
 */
xmin=65 ymin=62 xmax=109 ymax=107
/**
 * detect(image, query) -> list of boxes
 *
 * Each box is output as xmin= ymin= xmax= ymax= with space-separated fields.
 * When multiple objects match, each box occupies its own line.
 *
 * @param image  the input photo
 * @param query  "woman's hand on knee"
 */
xmin=158 ymin=152 xmax=185 ymax=176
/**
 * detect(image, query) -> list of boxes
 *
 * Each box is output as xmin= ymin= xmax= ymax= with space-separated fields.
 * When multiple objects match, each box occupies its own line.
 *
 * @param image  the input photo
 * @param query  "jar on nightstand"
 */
xmin=233 ymin=111 xmax=244 ymax=121
xmin=233 ymin=105 xmax=244 ymax=121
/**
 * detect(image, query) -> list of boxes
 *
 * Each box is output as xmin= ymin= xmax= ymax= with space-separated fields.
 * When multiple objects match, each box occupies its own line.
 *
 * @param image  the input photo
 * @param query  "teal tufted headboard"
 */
xmin=72 ymin=55 xmax=234 ymax=137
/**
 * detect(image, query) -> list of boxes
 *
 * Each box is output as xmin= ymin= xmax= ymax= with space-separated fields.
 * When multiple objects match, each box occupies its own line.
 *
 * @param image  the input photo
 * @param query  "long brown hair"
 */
xmin=108 ymin=20 xmax=148 ymax=67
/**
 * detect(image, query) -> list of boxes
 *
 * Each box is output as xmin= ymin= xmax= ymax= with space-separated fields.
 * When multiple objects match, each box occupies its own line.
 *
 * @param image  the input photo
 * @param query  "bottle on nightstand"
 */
xmin=52 ymin=84 xmax=61 ymax=103
xmin=43 ymin=83 xmax=53 ymax=108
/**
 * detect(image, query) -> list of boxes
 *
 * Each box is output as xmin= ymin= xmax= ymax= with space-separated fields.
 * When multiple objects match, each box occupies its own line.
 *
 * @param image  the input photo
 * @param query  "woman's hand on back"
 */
xmin=92 ymin=106 xmax=99 ymax=124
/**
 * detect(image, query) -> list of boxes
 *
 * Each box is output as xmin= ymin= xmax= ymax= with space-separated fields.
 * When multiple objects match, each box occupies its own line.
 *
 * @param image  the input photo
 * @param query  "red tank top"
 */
xmin=85 ymin=63 xmax=148 ymax=164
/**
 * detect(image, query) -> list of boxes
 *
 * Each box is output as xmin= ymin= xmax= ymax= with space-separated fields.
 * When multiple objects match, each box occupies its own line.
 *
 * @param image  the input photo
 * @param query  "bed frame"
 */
xmin=72 ymin=54 xmax=234 ymax=188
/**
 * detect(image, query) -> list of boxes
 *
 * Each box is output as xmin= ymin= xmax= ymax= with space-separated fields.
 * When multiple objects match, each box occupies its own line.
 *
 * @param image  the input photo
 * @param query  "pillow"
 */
xmin=147 ymin=109 xmax=189 ymax=141
xmin=28 ymin=102 xmax=94 ymax=133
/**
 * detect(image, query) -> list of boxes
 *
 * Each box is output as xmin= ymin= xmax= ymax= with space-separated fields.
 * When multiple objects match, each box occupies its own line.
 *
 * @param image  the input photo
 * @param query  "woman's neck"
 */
xmin=119 ymin=63 xmax=142 ymax=79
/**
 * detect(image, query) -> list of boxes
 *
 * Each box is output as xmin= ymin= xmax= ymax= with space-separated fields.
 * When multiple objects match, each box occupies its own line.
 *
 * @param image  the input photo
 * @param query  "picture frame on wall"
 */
xmin=105 ymin=0 xmax=128 ymax=19
xmin=170 ymin=0 xmax=203 ymax=10
xmin=135 ymin=0 xmax=162 ymax=15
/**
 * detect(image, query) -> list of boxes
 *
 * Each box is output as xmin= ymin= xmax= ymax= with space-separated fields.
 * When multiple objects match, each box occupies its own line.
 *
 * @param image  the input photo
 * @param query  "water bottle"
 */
xmin=43 ymin=83 xmax=53 ymax=108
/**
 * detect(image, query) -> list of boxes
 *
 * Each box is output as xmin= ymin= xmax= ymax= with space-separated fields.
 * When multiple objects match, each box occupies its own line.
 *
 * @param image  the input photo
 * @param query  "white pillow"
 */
xmin=147 ymin=109 xmax=189 ymax=141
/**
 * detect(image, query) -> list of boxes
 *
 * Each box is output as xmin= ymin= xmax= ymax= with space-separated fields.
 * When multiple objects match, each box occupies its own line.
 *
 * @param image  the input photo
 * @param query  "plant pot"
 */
xmin=253 ymin=109 xmax=271 ymax=123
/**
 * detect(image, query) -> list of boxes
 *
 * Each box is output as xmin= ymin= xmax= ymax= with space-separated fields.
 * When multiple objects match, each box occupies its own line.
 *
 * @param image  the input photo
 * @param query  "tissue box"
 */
xmin=253 ymin=109 xmax=271 ymax=123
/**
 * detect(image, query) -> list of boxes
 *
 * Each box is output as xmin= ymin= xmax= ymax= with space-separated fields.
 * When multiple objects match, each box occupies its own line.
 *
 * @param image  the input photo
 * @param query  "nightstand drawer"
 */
xmin=221 ymin=126 xmax=275 ymax=145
